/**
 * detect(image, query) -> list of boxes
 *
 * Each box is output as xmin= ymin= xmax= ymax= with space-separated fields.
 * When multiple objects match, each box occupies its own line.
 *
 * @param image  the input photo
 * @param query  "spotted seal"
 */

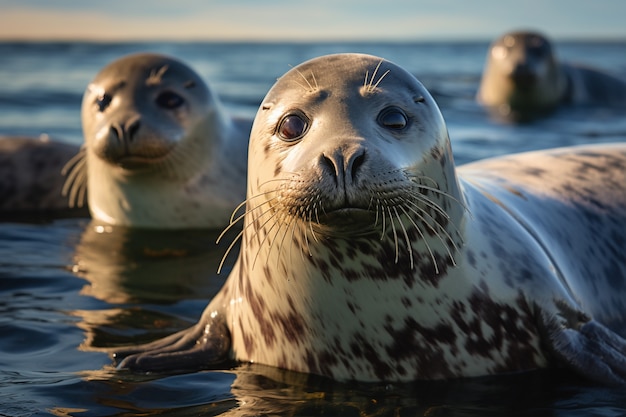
xmin=63 ymin=52 xmax=251 ymax=228
xmin=477 ymin=30 xmax=626 ymax=121
xmin=0 ymin=135 xmax=87 ymax=219
xmin=115 ymin=53 xmax=626 ymax=385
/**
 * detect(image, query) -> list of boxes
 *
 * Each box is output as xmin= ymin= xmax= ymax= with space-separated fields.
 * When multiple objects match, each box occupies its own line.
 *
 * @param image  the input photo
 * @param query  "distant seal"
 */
xmin=477 ymin=30 xmax=626 ymax=121
xmin=115 ymin=53 xmax=626 ymax=385
xmin=64 ymin=53 xmax=251 ymax=228
xmin=0 ymin=135 xmax=86 ymax=218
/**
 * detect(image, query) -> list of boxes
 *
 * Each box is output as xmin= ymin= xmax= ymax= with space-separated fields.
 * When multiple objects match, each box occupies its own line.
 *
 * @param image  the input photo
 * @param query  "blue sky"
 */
xmin=1 ymin=0 xmax=625 ymax=41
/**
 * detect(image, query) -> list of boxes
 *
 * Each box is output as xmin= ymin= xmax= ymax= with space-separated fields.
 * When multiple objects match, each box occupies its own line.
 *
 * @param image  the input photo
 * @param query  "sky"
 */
xmin=0 ymin=0 xmax=625 ymax=42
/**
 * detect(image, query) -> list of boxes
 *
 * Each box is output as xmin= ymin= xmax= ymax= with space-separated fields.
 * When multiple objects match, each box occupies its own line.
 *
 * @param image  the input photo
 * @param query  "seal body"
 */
xmin=65 ymin=53 xmax=251 ymax=229
xmin=477 ymin=30 xmax=626 ymax=121
xmin=0 ymin=135 xmax=86 ymax=218
xmin=116 ymin=54 xmax=626 ymax=385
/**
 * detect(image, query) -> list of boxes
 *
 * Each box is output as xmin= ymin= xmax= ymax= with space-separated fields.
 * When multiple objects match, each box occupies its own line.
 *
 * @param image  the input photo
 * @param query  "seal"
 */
xmin=0 ymin=135 xmax=87 ymax=219
xmin=115 ymin=53 xmax=626 ymax=385
xmin=477 ymin=30 xmax=626 ymax=121
xmin=63 ymin=52 xmax=251 ymax=228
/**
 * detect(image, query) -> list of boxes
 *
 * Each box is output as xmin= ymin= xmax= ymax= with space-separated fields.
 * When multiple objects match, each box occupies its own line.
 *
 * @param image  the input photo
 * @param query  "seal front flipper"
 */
xmin=114 ymin=312 xmax=230 ymax=373
xmin=541 ymin=301 xmax=626 ymax=386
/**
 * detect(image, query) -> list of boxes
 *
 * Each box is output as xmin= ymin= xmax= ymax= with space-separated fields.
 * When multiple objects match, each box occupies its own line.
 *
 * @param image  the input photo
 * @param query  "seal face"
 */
xmin=116 ymin=54 xmax=626 ymax=386
xmin=477 ymin=30 xmax=626 ymax=121
xmin=64 ymin=53 xmax=250 ymax=228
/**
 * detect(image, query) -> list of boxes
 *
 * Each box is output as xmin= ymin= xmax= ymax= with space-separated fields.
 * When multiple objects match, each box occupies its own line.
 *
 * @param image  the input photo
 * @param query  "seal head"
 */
xmin=477 ymin=30 xmax=626 ymax=122
xmin=65 ymin=53 xmax=249 ymax=228
xmin=477 ymin=31 xmax=568 ymax=120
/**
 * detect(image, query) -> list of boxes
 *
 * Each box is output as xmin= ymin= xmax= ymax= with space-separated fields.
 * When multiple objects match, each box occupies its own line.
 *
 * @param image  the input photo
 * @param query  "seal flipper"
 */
xmin=114 ymin=313 xmax=231 ymax=373
xmin=541 ymin=302 xmax=626 ymax=385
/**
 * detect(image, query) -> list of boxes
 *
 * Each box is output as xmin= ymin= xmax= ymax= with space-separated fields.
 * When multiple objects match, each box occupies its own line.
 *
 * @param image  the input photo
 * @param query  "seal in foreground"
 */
xmin=116 ymin=53 xmax=626 ymax=385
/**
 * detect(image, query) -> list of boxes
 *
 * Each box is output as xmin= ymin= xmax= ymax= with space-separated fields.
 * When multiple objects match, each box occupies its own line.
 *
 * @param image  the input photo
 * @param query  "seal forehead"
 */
xmin=90 ymin=53 xmax=205 ymax=93
xmin=265 ymin=53 xmax=428 ymax=105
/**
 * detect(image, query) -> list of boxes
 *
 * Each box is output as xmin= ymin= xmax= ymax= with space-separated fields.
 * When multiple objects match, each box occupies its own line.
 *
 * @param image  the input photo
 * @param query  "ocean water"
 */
xmin=0 ymin=40 xmax=625 ymax=416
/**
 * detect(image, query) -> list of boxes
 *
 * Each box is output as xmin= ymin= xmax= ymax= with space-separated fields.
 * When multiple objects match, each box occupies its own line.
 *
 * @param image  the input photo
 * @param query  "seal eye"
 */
xmin=378 ymin=107 xmax=408 ymax=130
xmin=156 ymin=91 xmax=185 ymax=109
xmin=96 ymin=93 xmax=112 ymax=112
xmin=277 ymin=112 xmax=309 ymax=142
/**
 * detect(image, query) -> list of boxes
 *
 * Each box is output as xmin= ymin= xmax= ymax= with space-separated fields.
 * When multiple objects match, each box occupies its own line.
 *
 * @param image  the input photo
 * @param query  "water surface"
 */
xmin=1 ymin=40 xmax=626 ymax=416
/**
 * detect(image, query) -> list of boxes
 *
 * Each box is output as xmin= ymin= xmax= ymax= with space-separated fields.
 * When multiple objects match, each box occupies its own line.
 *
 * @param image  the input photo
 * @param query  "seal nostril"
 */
xmin=350 ymin=151 xmax=366 ymax=182
xmin=320 ymin=153 xmax=340 ymax=184
xmin=126 ymin=119 xmax=141 ymax=142
xmin=110 ymin=124 xmax=122 ymax=141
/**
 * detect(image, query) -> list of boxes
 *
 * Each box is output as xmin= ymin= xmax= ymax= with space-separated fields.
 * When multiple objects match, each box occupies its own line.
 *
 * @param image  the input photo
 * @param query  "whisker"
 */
xmin=393 ymin=206 xmax=414 ymax=269
xmin=368 ymin=60 xmax=382 ymax=91
xmin=64 ymin=162 xmax=86 ymax=207
xmin=60 ymin=147 xmax=86 ymax=176
xmin=310 ymin=70 xmax=319 ymax=90
xmin=307 ymin=207 xmax=319 ymax=243
xmin=277 ymin=213 xmax=297 ymax=270
xmin=372 ymin=69 xmax=390 ymax=90
xmin=217 ymin=228 xmax=244 ymax=274
xmin=290 ymin=213 xmax=305 ymax=264
xmin=291 ymin=66 xmax=316 ymax=92
xmin=217 ymin=201 xmax=278 ymax=273
xmin=386 ymin=206 xmax=400 ymax=263
xmin=413 ymin=183 xmax=470 ymax=214
xmin=313 ymin=196 xmax=322 ymax=225
xmin=380 ymin=197 xmax=387 ymax=240
xmin=405 ymin=172 xmax=439 ymax=188
xmin=76 ymin=173 xmax=87 ymax=208
xmin=252 ymin=210 xmax=282 ymax=269
xmin=401 ymin=202 xmax=458 ymax=273
xmin=267 ymin=213 xmax=290 ymax=270
xmin=218 ymin=195 xmax=281 ymax=244
xmin=61 ymin=149 xmax=88 ymax=208
xmin=372 ymin=196 xmax=381 ymax=228
xmin=292 ymin=80 xmax=310 ymax=92
xmin=302 ymin=221 xmax=313 ymax=257
xmin=402 ymin=208 xmax=440 ymax=274
xmin=405 ymin=196 xmax=464 ymax=251
xmin=229 ymin=190 xmax=278 ymax=224
xmin=411 ymin=193 xmax=450 ymax=220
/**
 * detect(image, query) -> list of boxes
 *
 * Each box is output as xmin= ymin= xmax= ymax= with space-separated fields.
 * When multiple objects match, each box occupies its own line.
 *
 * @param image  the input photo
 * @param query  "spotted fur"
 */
xmin=0 ymin=136 xmax=86 ymax=217
xmin=117 ymin=54 xmax=626 ymax=385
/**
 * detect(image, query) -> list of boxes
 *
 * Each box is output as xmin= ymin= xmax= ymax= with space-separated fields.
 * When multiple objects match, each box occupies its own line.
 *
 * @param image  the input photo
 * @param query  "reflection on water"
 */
xmin=39 ymin=362 xmax=625 ymax=417
xmin=70 ymin=222 xmax=236 ymax=349
xmin=72 ymin=223 xmax=231 ymax=304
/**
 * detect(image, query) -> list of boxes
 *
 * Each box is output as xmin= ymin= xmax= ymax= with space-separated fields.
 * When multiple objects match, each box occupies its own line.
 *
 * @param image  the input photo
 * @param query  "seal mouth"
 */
xmin=510 ymin=72 xmax=537 ymax=90
xmin=314 ymin=207 xmax=378 ymax=236
xmin=321 ymin=207 xmax=373 ymax=219
xmin=113 ymin=154 xmax=169 ymax=170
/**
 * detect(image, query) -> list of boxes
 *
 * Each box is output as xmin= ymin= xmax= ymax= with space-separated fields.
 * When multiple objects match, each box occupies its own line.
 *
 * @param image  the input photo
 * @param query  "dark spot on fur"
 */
xmin=467 ymin=249 xmax=476 ymax=268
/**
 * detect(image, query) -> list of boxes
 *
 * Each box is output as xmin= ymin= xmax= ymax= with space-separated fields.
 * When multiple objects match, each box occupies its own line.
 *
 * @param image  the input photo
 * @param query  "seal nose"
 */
xmin=320 ymin=146 xmax=366 ymax=185
xmin=110 ymin=117 xmax=142 ymax=143
xmin=511 ymin=63 xmax=537 ymax=87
